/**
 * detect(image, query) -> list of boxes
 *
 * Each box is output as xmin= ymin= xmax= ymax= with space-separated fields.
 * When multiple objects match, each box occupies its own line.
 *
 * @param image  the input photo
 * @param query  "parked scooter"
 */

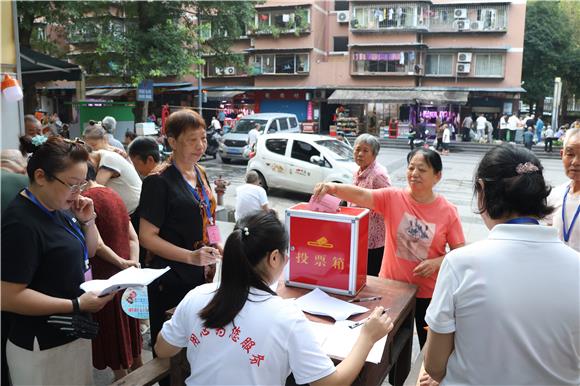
xmin=205 ymin=126 xmax=221 ymax=159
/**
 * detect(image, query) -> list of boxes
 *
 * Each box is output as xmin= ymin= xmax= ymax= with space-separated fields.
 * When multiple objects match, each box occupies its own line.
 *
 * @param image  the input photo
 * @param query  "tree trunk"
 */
xmin=536 ymin=98 xmax=545 ymax=117
xmin=23 ymin=81 xmax=38 ymax=115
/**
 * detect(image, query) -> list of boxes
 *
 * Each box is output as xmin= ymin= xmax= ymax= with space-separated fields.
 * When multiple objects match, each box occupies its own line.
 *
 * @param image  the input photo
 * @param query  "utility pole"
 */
xmin=196 ymin=7 xmax=203 ymax=114
xmin=551 ymin=77 xmax=562 ymax=130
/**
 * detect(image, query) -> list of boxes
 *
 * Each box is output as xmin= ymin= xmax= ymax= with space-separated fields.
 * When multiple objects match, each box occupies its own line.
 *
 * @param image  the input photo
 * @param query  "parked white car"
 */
xmin=247 ymin=133 xmax=357 ymax=194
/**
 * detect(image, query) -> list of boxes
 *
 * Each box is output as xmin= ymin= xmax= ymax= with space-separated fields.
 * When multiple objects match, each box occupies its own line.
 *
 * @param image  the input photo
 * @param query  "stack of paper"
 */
xmin=294 ymin=288 xmax=368 ymax=321
xmin=309 ymin=320 xmax=388 ymax=364
xmin=80 ymin=267 xmax=171 ymax=296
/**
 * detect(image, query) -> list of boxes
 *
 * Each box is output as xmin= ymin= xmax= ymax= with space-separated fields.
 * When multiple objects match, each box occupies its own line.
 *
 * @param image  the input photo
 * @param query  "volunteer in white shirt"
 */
xmin=475 ymin=114 xmax=486 ymax=141
xmin=247 ymin=123 xmax=261 ymax=151
xmin=546 ymin=127 xmax=580 ymax=251
xmin=235 ymin=171 xmax=269 ymax=221
xmin=155 ymin=211 xmax=393 ymax=386
xmin=422 ymin=145 xmax=580 ymax=386
xmin=507 ymin=112 xmax=520 ymax=143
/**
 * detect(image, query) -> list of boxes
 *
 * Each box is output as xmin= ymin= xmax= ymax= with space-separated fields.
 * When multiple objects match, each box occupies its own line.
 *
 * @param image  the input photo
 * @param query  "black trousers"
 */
xmin=367 ymin=246 xmax=384 ymax=277
xmin=545 ymin=138 xmax=553 ymax=152
xmin=461 ymin=127 xmax=471 ymax=142
xmin=415 ymin=298 xmax=431 ymax=350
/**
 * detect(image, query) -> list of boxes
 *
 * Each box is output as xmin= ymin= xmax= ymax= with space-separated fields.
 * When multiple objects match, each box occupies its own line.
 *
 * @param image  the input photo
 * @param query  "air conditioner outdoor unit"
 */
xmin=457 ymin=63 xmax=471 ymax=74
xmin=470 ymin=20 xmax=485 ymax=30
xmin=454 ymin=8 xmax=468 ymax=19
xmin=224 ymin=66 xmax=236 ymax=75
xmin=215 ymin=67 xmax=223 ymax=75
xmin=337 ymin=10 xmax=350 ymax=23
xmin=454 ymin=19 xmax=471 ymax=30
xmin=457 ymin=52 xmax=472 ymax=62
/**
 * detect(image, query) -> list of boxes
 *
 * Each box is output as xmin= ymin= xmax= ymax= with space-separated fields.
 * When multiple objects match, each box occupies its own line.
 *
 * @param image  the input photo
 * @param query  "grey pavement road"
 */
xmin=94 ymin=148 xmax=568 ymax=385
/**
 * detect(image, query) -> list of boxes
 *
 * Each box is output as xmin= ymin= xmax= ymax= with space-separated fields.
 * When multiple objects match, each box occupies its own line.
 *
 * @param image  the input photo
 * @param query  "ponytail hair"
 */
xmin=199 ymin=210 xmax=288 ymax=329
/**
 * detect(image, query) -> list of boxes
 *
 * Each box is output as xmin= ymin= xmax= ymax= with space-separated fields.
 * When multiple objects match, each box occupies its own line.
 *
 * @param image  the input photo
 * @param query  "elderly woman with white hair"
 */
xmin=351 ymin=134 xmax=391 ymax=276
xmin=101 ymin=116 xmax=125 ymax=150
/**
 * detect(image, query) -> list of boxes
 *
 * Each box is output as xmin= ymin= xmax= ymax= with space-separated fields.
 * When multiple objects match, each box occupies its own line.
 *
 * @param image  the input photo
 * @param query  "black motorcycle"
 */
xmin=205 ymin=126 xmax=221 ymax=159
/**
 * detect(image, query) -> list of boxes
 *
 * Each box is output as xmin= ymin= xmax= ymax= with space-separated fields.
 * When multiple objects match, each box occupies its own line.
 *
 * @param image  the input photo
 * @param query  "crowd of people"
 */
xmin=0 ymin=108 xmax=579 ymax=385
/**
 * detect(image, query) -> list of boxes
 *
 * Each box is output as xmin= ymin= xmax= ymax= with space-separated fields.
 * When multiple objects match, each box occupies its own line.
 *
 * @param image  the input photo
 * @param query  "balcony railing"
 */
xmin=429 ymin=5 xmax=508 ymax=32
xmin=250 ymin=8 xmax=311 ymax=36
xmin=351 ymin=4 xmax=429 ymax=31
xmin=348 ymin=3 xmax=508 ymax=33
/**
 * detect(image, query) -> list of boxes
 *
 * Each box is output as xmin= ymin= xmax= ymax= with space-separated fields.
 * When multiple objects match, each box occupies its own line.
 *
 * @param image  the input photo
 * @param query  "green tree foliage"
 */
xmin=523 ymin=1 xmax=580 ymax=116
xmin=18 ymin=1 xmax=257 ymax=83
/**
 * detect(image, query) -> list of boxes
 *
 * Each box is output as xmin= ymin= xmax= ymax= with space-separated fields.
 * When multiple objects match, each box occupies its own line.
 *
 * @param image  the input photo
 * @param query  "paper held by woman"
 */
xmin=80 ymin=267 xmax=171 ymax=296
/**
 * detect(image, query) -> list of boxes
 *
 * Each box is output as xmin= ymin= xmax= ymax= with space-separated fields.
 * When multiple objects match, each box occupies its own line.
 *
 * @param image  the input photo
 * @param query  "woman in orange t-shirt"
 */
xmin=313 ymin=148 xmax=465 ymax=348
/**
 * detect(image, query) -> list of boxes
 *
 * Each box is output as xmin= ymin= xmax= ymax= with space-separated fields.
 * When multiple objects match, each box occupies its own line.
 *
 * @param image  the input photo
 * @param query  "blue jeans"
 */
xmin=536 ymin=127 xmax=543 ymax=143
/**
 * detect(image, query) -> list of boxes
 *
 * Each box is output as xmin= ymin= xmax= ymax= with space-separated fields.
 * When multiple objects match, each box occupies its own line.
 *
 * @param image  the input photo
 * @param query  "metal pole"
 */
xmin=12 ymin=0 xmax=24 ymax=137
xmin=197 ymin=8 xmax=202 ymax=113
xmin=551 ymin=77 xmax=562 ymax=130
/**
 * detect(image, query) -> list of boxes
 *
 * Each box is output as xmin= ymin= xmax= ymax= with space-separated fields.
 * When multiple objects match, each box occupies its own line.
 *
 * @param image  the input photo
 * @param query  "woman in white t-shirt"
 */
xmin=422 ymin=145 xmax=580 ymax=386
xmin=84 ymin=125 xmax=142 ymax=215
xmin=155 ymin=211 xmax=393 ymax=386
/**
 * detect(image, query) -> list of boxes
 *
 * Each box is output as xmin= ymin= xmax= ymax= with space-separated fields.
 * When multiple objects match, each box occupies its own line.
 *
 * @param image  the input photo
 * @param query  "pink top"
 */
xmin=352 ymin=160 xmax=391 ymax=249
xmin=372 ymin=188 xmax=465 ymax=298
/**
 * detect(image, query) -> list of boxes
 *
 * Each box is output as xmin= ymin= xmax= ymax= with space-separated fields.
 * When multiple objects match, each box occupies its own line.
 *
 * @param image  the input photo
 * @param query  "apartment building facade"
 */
xmin=198 ymin=0 xmax=527 ymax=134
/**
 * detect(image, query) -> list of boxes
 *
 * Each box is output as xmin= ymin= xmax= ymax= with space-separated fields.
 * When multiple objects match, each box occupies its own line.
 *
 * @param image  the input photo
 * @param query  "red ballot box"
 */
xmin=284 ymin=203 xmax=369 ymax=296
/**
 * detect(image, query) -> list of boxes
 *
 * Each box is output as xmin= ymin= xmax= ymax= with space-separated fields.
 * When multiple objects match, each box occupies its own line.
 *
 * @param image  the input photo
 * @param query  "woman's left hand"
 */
xmin=413 ymin=258 xmax=441 ymax=277
xmin=72 ymin=196 xmax=95 ymax=223
xmin=419 ymin=373 xmax=440 ymax=386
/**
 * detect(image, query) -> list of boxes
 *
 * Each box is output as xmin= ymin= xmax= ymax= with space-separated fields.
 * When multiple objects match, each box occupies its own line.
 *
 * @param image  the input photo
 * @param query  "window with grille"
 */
xmin=474 ymin=54 xmax=504 ymax=77
xmin=426 ymin=54 xmax=453 ymax=75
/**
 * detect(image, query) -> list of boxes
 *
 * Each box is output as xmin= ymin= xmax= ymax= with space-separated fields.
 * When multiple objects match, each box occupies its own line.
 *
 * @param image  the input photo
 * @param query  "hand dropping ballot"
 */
xmin=307 ymin=193 xmax=341 ymax=213
xmin=80 ymin=267 xmax=170 ymax=296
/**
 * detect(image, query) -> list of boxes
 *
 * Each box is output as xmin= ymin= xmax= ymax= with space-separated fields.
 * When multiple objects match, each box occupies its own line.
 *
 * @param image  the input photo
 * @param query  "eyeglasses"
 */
xmin=50 ymin=174 xmax=89 ymax=193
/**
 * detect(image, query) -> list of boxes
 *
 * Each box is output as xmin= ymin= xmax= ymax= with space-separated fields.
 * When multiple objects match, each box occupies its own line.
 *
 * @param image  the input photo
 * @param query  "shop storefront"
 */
xmin=326 ymin=89 xmax=468 ymax=138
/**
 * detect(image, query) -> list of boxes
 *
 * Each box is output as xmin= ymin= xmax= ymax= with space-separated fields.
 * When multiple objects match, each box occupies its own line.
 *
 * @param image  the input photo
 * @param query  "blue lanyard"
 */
xmin=174 ymin=164 xmax=213 ymax=223
xmin=505 ymin=217 xmax=540 ymax=225
xmin=24 ymin=189 xmax=90 ymax=272
xmin=562 ymin=185 xmax=580 ymax=242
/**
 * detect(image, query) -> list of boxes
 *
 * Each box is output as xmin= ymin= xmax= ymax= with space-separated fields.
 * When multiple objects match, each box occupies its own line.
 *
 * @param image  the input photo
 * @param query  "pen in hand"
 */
xmin=349 ymin=308 xmax=391 ymax=329
xmin=347 ymin=296 xmax=382 ymax=303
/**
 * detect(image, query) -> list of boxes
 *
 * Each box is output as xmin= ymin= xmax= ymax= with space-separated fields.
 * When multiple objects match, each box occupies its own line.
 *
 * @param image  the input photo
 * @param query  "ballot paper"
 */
xmin=294 ymin=288 xmax=368 ymax=321
xmin=307 ymin=194 xmax=341 ymax=213
xmin=80 ymin=267 xmax=170 ymax=296
xmin=309 ymin=320 xmax=388 ymax=364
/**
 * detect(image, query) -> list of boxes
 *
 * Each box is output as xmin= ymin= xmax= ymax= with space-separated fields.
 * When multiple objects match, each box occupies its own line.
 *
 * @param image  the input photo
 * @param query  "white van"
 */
xmin=219 ymin=113 xmax=300 ymax=163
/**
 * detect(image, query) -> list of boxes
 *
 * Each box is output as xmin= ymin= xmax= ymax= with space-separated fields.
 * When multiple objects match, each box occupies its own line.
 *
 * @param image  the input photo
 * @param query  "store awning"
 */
xmin=327 ymin=89 xmax=469 ymax=105
xmin=86 ymin=88 xmax=132 ymax=97
xmin=416 ymin=91 xmax=469 ymax=104
xmin=20 ymin=46 xmax=83 ymax=83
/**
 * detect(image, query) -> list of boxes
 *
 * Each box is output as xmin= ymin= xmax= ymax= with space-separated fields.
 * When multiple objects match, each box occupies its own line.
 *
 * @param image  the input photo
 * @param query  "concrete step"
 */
xmin=378 ymin=138 xmax=562 ymax=160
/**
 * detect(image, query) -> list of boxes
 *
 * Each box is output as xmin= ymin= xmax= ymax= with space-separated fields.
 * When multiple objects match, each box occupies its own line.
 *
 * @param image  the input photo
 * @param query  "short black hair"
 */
xmin=128 ymin=136 xmax=161 ymax=163
xmin=25 ymin=137 xmax=89 ymax=183
xmin=165 ymin=109 xmax=205 ymax=139
xmin=474 ymin=144 xmax=553 ymax=219
xmin=406 ymin=148 xmax=443 ymax=173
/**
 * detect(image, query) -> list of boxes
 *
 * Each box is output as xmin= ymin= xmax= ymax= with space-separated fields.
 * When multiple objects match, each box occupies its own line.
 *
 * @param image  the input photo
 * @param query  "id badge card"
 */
xmin=84 ymin=268 xmax=93 ymax=282
xmin=207 ymin=224 xmax=221 ymax=244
